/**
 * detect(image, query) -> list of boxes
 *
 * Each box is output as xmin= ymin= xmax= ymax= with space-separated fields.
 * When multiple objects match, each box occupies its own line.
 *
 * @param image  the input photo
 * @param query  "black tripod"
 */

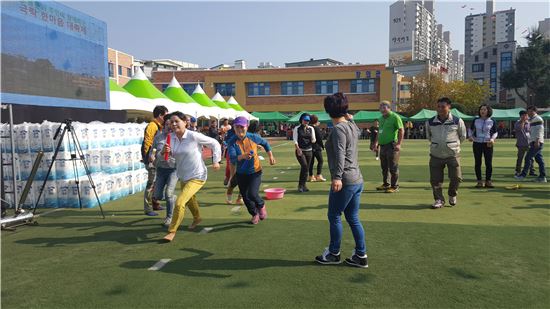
xmin=34 ymin=119 xmax=105 ymax=218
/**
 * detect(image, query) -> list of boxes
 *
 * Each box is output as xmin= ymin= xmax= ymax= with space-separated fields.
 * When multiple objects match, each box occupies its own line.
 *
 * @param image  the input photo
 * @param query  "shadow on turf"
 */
xmin=512 ymin=204 xmax=550 ymax=210
xmin=14 ymin=220 xmax=255 ymax=247
xmin=120 ymin=248 xmax=313 ymax=279
xmin=294 ymin=203 xmax=427 ymax=212
xmin=448 ymin=267 xmax=481 ymax=280
xmin=29 ymin=218 xmax=159 ymax=231
xmin=15 ymin=226 xmax=164 ymax=247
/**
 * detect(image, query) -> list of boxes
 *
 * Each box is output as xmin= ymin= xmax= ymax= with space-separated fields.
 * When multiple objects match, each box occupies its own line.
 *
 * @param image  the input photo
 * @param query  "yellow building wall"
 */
xmin=202 ymin=70 xmax=389 ymax=112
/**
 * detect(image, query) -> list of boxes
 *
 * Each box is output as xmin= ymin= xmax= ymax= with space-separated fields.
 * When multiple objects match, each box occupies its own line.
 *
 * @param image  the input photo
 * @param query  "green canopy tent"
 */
xmin=541 ymin=111 xmax=550 ymax=120
xmin=191 ymin=84 xmax=225 ymax=119
xmin=491 ymin=108 xmax=524 ymax=121
xmin=353 ymin=110 xmax=408 ymax=123
xmin=451 ymin=108 xmax=475 ymax=121
xmin=353 ymin=111 xmax=381 ymax=123
xmin=408 ymin=109 xmax=437 ymax=122
xmin=287 ymin=111 xmax=331 ymax=124
xmin=251 ymin=111 xmax=289 ymax=122
xmin=211 ymin=92 xmax=237 ymax=119
xmin=163 ymin=76 xmax=210 ymax=118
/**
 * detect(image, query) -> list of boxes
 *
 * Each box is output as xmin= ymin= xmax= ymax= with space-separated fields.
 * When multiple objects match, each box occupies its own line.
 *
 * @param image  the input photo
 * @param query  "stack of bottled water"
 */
xmin=1 ymin=121 xmax=149 ymax=209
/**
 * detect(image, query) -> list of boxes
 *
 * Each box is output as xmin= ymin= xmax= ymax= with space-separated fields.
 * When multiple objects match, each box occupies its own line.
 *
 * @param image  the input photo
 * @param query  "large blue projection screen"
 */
xmin=1 ymin=1 xmax=109 ymax=109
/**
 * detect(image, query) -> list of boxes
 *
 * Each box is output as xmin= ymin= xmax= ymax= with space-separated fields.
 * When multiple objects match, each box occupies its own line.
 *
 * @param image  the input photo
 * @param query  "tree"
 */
xmin=447 ymin=80 xmax=491 ymax=114
xmin=500 ymin=28 xmax=550 ymax=107
xmin=405 ymin=73 xmax=447 ymax=113
xmin=406 ymin=73 xmax=490 ymax=114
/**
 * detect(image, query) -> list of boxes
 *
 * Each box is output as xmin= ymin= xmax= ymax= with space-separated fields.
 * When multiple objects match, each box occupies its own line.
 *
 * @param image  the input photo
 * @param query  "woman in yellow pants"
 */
xmin=162 ymin=112 xmax=221 ymax=242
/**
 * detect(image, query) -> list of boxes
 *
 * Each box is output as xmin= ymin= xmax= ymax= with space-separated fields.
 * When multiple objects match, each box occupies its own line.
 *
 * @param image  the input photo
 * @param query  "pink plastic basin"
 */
xmin=264 ymin=188 xmax=286 ymax=200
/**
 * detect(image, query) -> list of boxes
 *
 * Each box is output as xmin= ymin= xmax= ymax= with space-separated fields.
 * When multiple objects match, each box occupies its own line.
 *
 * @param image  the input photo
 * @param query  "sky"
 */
xmin=61 ymin=0 xmax=549 ymax=68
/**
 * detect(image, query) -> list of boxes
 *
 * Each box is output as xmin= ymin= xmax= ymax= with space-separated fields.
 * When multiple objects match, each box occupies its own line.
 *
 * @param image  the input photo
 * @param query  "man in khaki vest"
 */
xmin=426 ymin=97 xmax=466 ymax=209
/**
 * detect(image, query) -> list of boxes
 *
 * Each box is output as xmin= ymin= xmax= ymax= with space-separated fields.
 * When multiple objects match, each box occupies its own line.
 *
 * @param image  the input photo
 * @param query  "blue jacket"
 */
xmin=228 ymin=132 xmax=272 ymax=175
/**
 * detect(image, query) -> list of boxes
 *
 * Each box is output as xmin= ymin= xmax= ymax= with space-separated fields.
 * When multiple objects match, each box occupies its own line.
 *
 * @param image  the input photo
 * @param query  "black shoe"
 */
xmin=298 ymin=186 xmax=305 ymax=193
xmin=303 ymin=187 xmax=310 ymax=192
xmin=345 ymin=251 xmax=368 ymax=268
xmin=529 ymin=172 xmax=538 ymax=177
xmin=315 ymin=248 xmax=341 ymax=265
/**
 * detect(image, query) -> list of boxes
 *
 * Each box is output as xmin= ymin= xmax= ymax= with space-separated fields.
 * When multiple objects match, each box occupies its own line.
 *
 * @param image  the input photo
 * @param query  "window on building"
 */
xmin=399 ymin=84 xmax=410 ymax=91
xmin=315 ymin=80 xmax=338 ymax=94
xmin=127 ymin=68 xmax=132 ymax=77
xmin=118 ymin=65 xmax=123 ymax=75
xmin=281 ymin=81 xmax=304 ymax=95
xmin=108 ymin=63 xmax=114 ymax=77
xmin=475 ymin=55 xmax=479 ymax=62
xmin=247 ymin=82 xmax=270 ymax=96
xmin=215 ymin=83 xmax=236 ymax=96
xmin=472 ymin=63 xmax=485 ymax=72
xmin=350 ymin=79 xmax=375 ymax=93
xmin=490 ymin=63 xmax=497 ymax=97
xmin=492 ymin=48 xmax=497 ymax=55
xmin=161 ymin=84 xmax=169 ymax=91
xmin=500 ymin=52 xmax=513 ymax=72
xmin=483 ymin=51 xmax=488 ymax=59
xmin=182 ymin=83 xmax=203 ymax=95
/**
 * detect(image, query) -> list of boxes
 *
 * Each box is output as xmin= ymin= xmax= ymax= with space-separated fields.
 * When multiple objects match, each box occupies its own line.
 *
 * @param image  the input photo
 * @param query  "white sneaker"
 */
xmin=163 ymin=217 xmax=172 ymax=227
xmin=226 ymin=194 xmax=233 ymax=204
xmin=432 ymin=199 xmax=444 ymax=209
xmin=449 ymin=196 xmax=457 ymax=206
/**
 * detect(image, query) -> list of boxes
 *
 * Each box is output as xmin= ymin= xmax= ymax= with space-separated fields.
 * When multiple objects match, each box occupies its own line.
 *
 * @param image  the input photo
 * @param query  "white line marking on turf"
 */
xmin=273 ymin=177 xmax=278 ymax=180
xmin=272 ymin=141 xmax=291 ymax=148
xmin=148 ymin=259 xmax=171 ymax=271
xmin=280 ymin=171 xmax=285 ymax=174
xmin=34 ymin=209 xmax=63 ymax=218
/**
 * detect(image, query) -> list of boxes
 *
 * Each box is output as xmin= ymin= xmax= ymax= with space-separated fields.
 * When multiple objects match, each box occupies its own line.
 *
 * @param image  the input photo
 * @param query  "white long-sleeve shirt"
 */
xmin=529 ymin=114 xmax=545 ymax=144
xmin=170 ymin=130 xmax=221 ymax=182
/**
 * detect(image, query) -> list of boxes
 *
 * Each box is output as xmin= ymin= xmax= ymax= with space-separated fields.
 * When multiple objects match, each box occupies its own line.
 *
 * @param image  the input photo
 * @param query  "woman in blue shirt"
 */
xmin=228 ymin=117 xmax=276 ymax=224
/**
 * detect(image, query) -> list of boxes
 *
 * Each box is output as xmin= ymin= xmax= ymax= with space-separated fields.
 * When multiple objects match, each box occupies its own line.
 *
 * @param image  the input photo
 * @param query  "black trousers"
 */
xmin=473 ymin=142 xmax=494 ymax=181
xmin=236 ymin=171 xmax=264 ymax=216
xmin=296 ymin=150 xmax=313 ymax=187
xmin=309 ymin=149 xmax=324 ymax=176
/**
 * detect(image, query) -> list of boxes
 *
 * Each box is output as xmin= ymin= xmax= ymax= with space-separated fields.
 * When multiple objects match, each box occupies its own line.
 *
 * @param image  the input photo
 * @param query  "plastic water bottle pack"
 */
xmin=2 ymin=121 xmax=148 ymax=208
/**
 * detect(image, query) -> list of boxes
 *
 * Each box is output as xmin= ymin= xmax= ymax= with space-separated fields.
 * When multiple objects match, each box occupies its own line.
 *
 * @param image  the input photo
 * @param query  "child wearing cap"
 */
xmin=228 ymin=116 xmax=276 ymax=224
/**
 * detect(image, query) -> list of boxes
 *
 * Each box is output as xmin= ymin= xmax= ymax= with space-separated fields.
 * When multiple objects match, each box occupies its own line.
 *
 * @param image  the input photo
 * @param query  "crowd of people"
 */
xmin=139 ymin=95 xmax=546 ymax=268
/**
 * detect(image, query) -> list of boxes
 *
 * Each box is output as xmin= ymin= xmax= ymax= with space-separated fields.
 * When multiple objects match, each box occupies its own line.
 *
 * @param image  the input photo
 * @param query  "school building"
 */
xmin=152 ymin=64 xmax=408 ymax=112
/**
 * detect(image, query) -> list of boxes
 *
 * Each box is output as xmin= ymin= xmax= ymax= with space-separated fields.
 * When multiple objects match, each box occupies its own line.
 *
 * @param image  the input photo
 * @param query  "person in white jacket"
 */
xmin=162 ymin=112 xmax=221 ymax=242
xmin=515 ymin=105 xmax=547 ymax=183
xmin=425 ymin=98 xmax=466 ymax=209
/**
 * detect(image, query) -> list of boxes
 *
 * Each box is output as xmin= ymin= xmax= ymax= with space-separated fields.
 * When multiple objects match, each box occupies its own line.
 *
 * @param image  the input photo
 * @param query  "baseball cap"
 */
xmin=233 ymin=116 xmax=249 ymax=127
xmin=190 ymin=117 xmax=197 ymax=122
xmin=303 ymin=115 xmax=311 ymax=121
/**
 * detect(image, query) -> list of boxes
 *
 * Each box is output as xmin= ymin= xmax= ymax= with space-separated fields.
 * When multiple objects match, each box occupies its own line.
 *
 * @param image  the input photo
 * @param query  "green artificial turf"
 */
xmin=2 ymin=139 xmax=549 ymax=308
